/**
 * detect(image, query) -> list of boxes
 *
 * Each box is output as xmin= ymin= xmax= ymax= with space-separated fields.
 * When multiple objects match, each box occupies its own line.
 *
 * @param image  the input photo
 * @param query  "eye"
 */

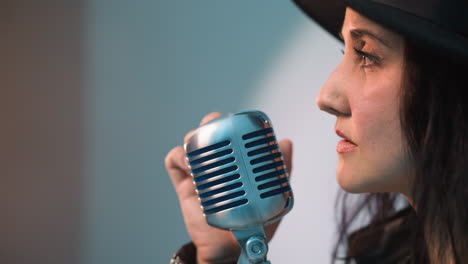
xmin=353 ymin=48 xmax=380 ymax=68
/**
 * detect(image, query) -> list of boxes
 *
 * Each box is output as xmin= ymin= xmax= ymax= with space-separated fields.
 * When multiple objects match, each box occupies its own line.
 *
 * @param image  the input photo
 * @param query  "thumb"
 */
xmin=278 ymin=138 xmax=293 ymax=177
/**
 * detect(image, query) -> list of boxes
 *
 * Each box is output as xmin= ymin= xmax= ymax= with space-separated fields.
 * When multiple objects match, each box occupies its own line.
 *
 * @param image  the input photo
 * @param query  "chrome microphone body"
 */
xmin=184 ymin=111 xmax=294 ymax=264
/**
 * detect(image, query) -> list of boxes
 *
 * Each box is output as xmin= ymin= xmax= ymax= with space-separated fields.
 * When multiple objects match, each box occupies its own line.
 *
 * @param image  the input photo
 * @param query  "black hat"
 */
xmin=293 ymin=0 xmax=468 ymax=63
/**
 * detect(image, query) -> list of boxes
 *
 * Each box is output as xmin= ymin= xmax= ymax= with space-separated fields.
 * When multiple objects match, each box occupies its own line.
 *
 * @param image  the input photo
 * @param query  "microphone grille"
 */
xmin=242 ymin=128 xmax=291 ymax=199
xmin=186 ymin=140 xmax=248 ymax=215
xmin=184 ymin=111 xmax=294 ymax=227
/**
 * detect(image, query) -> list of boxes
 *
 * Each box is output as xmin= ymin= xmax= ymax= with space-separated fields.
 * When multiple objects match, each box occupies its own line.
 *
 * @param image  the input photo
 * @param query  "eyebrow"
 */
xmin=339 ymin=28 xmax=391 ymax=48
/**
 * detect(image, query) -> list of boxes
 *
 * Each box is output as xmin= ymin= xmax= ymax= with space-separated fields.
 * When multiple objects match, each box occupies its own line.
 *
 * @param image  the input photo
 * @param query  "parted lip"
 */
xmin=335 ymin=129 xmax=357 ymax=145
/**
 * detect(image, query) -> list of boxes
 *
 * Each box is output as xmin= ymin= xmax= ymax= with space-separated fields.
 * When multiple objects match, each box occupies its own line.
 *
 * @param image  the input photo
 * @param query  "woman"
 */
xmin=165 ymin=0 xmax=468 ymax=263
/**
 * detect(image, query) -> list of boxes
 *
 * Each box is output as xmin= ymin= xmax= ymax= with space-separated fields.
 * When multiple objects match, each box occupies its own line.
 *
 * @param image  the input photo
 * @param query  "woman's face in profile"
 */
xmin=317 ymin=8 xmax=412 ymax=196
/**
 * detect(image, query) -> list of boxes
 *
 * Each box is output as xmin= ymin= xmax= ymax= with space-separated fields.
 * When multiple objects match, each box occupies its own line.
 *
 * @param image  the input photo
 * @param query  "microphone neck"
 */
xmin=232 ymin=228 xmax=270 ymax=264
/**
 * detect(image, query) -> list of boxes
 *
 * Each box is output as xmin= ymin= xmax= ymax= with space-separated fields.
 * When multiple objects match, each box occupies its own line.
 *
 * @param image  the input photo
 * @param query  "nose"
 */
xmin=316 ymin=63 xmax=351 ymax=117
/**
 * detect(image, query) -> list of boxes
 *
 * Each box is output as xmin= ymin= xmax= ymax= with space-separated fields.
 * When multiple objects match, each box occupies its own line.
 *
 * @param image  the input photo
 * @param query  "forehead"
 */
xmin=342 ymin=8 xmax=403 ymax=47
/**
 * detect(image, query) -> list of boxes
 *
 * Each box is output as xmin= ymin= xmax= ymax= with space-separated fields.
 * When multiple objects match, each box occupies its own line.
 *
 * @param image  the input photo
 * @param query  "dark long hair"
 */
xmin=331 ymin=39 xmax=468 ymax=264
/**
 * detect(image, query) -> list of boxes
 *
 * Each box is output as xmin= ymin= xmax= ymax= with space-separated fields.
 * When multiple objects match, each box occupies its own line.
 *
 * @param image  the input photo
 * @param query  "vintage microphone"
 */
xmin=184 ymin=111 xmax=294 ymax=264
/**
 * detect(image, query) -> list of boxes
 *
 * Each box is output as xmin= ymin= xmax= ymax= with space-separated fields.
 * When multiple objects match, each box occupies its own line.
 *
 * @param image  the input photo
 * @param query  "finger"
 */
xmin=200 ymin=112 xmax=222 ymax=126
xmin=165 ymin=146 xmax=191 ymax=186
xmin=184 ymin=113 xmax=222 ymax=144
xmin=264 ymin=220 xmax=281 ymax=242
xmin=264 ymin=139 xmax=292 ymax=242
xmin=184 ymin=129 xmax=196 ymax=145
xmin=278 ymin=138 xmax=293 ymax=177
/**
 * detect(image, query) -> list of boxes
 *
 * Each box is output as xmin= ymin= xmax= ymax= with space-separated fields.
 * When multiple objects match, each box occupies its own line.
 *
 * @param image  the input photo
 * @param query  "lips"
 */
xmin=335 ymin=129 xmax=356 ymax=145
xmin=335 ymin=129 xmax=357 ymax=153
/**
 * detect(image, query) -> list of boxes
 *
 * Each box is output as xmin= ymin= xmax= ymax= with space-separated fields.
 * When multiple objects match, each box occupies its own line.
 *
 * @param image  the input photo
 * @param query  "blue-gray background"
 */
xmin=84 ymin=1 xmax=302 ymax=263
xmin=4 ymin=1 xmax=342 ymax=264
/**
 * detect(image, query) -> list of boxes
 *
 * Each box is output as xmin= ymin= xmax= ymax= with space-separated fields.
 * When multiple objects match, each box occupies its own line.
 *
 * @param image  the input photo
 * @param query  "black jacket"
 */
xmin=170 ymin=207 xmax=414 ymax=264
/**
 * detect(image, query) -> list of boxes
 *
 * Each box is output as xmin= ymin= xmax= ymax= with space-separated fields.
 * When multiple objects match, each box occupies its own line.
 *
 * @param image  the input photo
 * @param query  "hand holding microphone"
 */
xmin=165 ymin=112 xmax=293 ymax=264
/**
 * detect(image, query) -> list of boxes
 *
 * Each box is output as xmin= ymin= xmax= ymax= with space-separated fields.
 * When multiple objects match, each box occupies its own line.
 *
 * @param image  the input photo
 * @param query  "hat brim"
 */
xmin=292 ymin=0 xmax=468 ymax=63
xmin=293 ymin=0 xmax=346 ymax=42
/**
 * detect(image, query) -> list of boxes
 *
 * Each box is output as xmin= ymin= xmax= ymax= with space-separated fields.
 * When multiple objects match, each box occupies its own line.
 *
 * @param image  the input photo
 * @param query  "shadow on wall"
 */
xmin=2 ymin=1 xmax=83 ymax=264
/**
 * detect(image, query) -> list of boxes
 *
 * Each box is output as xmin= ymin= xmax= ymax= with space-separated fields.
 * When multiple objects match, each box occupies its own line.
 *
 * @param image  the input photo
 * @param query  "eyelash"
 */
xmin=340 ymin=48 xmax=380 ymax=68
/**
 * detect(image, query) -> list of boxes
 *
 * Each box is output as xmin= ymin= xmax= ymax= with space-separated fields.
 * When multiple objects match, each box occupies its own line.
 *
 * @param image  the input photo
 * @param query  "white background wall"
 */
xmin=244 ymin=22 xmax=343 ymax=262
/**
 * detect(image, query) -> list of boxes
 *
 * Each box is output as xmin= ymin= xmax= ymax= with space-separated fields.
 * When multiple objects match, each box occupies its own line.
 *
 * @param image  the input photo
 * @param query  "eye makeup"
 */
xmin=340 ymin=42 xmax=383 ymax=68
xmin=339 ymin=29 xmax=385 ymax=69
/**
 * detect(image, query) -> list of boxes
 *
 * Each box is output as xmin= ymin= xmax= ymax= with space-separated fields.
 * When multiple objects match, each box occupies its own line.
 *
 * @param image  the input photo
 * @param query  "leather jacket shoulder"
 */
xmin=170 ymin=207 xmax=414 ymax=264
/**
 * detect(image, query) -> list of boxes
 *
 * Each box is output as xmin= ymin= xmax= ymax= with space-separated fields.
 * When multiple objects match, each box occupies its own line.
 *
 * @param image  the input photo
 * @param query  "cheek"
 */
xmin=339 ymin=76 xmax=408 ymax=192
xmin=351 ymin=73 xmax=402 ymax=148
xmin=354 ymin=103 xmax=404 ymax=178
xmin=352 ymin=88 xmax=401 ymax=144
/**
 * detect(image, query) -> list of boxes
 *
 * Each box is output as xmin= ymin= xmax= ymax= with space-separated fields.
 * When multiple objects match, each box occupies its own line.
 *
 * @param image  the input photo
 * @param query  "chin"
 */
xmin=336 ymin=162 xmax=368 ymax=193
xmin=336 ymin=169 xmax=408 ymax=194
xmin=336 ymin=173 xmax=369 ymax=193
xmin=336 ymin=166 xmax=385 ymax=193
xmin=335 ymin=151 xmax=413 ymax=195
